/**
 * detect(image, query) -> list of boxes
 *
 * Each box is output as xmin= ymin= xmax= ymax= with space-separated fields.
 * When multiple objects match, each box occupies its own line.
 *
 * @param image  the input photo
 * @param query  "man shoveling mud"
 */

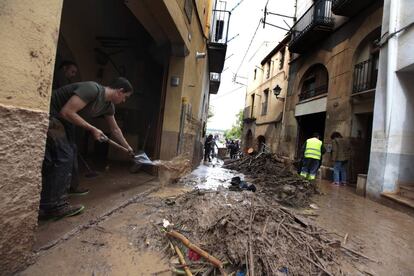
xmin=40 ymin=77 xmax=134 ymax=220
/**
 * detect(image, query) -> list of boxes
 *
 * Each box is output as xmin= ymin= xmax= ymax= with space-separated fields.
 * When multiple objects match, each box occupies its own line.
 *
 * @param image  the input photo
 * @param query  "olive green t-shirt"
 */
xmin=50 ymin=81 xmax=115 ymax=118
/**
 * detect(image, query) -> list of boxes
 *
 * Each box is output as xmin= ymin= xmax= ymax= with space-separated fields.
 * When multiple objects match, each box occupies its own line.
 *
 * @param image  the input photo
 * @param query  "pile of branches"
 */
xmin=224 ymin=153 xmax=315 ymax=207
xmin=140 ymin=191 xmax=364 ymax=275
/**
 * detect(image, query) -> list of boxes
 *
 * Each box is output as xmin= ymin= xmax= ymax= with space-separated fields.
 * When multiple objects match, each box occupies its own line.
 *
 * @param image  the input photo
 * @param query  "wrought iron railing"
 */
xmin=261 ymin=102 xmax=268 ymax=116
xmin=353 ymin=58 xmax=378 ymax=93
xmin=299 ymin=85 xmax=328 ymax=101
xmin=210 ymin=9 xmax=231 ymax=44
xmin=291 ymin=0 xmax=334 ymax=42
xmin=210 ymin=72 xmax=221 ymax=82
xmin=243 ymin=105 xmax=256 ymax=121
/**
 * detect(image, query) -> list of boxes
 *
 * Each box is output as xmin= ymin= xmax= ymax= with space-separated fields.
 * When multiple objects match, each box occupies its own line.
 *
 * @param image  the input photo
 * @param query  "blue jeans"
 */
xmin=334 ymin=161 xmax=347 ymax=183
xmin=300 ymin=158 xmax=320 ymax=180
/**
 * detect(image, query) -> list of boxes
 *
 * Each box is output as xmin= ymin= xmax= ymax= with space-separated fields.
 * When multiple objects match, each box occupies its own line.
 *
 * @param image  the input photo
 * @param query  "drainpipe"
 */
xmin=177 ymin=97 xmax=188 ymax=154
xmin=383 ymin=0 xmax=400 ymax=192
xmin=385 ymin=0 xmax=399 ymax=136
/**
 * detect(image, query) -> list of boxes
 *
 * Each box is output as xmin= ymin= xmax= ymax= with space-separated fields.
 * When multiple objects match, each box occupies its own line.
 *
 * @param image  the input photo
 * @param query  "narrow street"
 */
xmin=1 ymin=1 xmax=414 ymax=275
xmin=22 ymin=162 xmax=414 ymax=276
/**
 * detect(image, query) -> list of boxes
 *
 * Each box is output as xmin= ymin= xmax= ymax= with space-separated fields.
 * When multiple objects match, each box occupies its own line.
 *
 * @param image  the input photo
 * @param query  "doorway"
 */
xmin=296 ymin=112 xmax=326 ymax=158
xmin=350 ymin=112 xmax=373 ymax=181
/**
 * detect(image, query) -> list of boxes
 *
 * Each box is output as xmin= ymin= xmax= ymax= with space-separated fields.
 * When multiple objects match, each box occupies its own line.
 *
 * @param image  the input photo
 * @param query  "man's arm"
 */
xmin=60 ymin=95 xmax=106 ymax=141
xmin=105 ymin=115 xmax=133 ymax=154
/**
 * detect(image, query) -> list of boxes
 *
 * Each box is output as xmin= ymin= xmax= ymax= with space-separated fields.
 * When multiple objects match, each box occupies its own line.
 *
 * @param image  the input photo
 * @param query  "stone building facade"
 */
xmin=280 ymin=0 xmax=383 ymax=184
xmin=242 ymin=37 xmax=291 ymax=154
xmin=0 ymin=0 xmax=227 ymax=274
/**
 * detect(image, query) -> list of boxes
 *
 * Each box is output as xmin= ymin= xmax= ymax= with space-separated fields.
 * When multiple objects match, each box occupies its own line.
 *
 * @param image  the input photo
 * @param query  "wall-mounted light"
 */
xmin=196 ymin=52 xmax=206 ymax=59
xmin=273 ymin=85 xmax=282 ymax=97
xmin=273 ymin=85 xmax=285 ymax=100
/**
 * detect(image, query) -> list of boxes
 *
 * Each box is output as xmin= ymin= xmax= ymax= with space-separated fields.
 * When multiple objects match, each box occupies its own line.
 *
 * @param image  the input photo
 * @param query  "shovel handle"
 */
xmin=107 ymin=138 xmax=130 ymax=153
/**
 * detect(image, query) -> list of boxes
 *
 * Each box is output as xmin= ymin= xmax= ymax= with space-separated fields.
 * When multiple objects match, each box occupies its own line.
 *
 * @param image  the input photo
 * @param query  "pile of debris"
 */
xmin=224 ymin=153 xmax=315 ymax=207
xmin=138 ymin=191 xmax=366 ymax=275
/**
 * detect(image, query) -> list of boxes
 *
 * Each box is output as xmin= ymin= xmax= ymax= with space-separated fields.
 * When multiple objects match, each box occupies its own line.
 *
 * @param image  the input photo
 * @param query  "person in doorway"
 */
xmin=40 ymin=77 xmax=134 ymax=220
xmin=300 ymin=133 xmax=326 ymax=181
xmin=52 ymin=60 xmax=78 ymax=89
xmin=330 ymin=131 xmax=351 ymax=186
xmin=52 ymin=60 xmax=86 ymax=196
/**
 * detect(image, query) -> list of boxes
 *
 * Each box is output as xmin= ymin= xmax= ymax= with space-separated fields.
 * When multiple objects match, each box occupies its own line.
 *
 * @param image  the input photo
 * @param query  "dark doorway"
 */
xmin=349 ymin=112 xmax=373 ymax=182
xmin=296 ymin=112 xmax=326 ymax=158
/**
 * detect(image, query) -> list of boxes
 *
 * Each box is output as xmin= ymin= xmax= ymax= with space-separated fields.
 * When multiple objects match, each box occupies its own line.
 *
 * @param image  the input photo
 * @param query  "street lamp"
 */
xmin=273 ymin=85 xmax=285 ymax=101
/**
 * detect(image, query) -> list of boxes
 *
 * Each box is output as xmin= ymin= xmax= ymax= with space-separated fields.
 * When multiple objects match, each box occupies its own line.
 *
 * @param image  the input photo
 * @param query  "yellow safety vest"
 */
xmin=304 ymin=137 xmax=322 ymax=160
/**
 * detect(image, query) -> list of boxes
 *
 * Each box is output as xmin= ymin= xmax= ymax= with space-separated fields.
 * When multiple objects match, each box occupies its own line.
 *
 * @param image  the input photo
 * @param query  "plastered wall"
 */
xmin=0 ymin=0 xmax=63 ymax=274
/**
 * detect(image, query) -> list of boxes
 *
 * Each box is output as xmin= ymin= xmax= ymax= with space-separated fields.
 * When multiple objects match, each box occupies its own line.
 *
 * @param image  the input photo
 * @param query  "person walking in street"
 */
xmin=204 ymin=134 xmax=214 ymax=162
xmin=300 ymin=133 xmax=326 ymax=181
xmin=330 ymin=131 xmax=351 ymax=186
xmin=40 ymin=77 xmax=134 ymax=220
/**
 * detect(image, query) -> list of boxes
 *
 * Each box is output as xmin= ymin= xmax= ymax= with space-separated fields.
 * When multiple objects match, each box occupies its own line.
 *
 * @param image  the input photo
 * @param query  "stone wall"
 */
xmin=0 ymin=106 xmax=49 ymax=274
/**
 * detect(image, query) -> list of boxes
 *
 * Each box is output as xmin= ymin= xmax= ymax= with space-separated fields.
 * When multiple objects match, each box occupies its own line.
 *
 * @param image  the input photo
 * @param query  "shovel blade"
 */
xmin=133 ymin=152 xmax=154 ymax=165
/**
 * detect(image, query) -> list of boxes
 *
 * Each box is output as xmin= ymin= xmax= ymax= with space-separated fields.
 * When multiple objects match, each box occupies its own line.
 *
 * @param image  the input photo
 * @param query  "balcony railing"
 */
xmin=209 ymin=73 xmax=221 ymax=94
xmin=289 ymin=0 xmax=334 ymax=53
xmin=353 ymin=58 xmax=378 ymax=94
xmin=243 ymin=105 xmax=256 ymax=123
xmin=299 ymin=85 xmax=328 ymax=101
xmin=210 ymin=9 xmax=231 ymax=44
xmin=207 ymin=9 xmax=231 ymax=74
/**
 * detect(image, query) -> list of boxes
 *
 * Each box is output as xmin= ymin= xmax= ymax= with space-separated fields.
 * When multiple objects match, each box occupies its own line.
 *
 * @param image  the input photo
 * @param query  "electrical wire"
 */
xmin=210 ymin=85 xmax=245 ymax=100
xmin=235 ymin=18 xmax=262 ymax=77
xmin=230 ymin=0 xmax=246 ymax=12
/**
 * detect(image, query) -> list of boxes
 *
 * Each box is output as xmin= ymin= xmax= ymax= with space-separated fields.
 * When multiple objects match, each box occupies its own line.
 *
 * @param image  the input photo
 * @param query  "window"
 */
xmin=266 ymin=61 xmax=271 ymax=79
xmin=254 ymin=69 xmax=257 ymax=80
xmin=279 ymin=48 xmax=285 ymax=70
xmin=262 ymin=89 xmax=269 ymax=115
xmin=184 ymin=0 xmax=193 ymax=23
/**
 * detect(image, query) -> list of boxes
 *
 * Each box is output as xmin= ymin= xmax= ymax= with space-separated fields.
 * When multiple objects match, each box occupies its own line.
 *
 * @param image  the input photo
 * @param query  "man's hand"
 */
xmin=127 ymin=146 xmax=135 ymax=157
xmin=91 ymin=127 xmax=107 ymax=142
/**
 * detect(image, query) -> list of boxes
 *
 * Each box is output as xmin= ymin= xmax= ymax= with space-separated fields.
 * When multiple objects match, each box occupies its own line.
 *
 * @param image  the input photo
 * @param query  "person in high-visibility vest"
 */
xmin=300 ymin=133 xmax=326 ymax=180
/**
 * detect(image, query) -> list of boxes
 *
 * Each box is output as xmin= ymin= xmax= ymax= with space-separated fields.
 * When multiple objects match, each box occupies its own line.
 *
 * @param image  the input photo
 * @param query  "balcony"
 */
xmin=332 ymin=0 xmax=377 ymax=17
xmin=209 ymin=73 xmax=221 ymax=94
xmin=353 ymin=58 xmax=378 ymax=94
xmin=207 ymin=9 xmax=230 ymax=73
xmin=299 ymin=85 xmax=328 ymax=101
xmin=243 ymin=106 xmax=256 ymax=123
xmin=289 ymin=0 xmax=334 ymax=54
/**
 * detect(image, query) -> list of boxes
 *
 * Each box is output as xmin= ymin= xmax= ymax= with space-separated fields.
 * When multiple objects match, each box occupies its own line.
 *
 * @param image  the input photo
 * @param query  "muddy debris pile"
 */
xmin=138 ymin=191 xmax=365 ymax=276
xmin=224 ymin=153 xmax=315 ymax=207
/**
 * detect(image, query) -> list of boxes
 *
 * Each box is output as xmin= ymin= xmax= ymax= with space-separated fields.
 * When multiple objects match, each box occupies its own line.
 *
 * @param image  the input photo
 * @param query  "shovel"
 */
xmin=105 ymin=138 xmax=154 ymax=166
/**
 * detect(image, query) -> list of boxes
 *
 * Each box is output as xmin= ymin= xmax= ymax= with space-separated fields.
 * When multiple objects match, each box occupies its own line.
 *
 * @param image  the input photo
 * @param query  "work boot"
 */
xmin=69 ymin=187 xmax=90 ymax=196
xmin=39 ymin=204 xmax=85 ymax=221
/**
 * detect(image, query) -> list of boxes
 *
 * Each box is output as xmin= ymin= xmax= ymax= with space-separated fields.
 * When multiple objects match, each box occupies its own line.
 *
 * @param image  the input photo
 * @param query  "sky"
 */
xmin=207 ymin=0 xmax=296 ymax=131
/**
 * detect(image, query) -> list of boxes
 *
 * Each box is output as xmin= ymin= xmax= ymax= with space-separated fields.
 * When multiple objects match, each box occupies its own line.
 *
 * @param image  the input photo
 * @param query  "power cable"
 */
xmin=210 ymin=85 xmax=245 ymax=100
xmin=230 ymin=0 xmax=246 ymax=12
xmin=235 ymin=18 xmax=262 ymax=77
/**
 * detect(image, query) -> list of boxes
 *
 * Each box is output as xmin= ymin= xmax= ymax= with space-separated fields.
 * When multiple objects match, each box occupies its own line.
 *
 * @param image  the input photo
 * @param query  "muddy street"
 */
xmin=22 ymin=160 xmax=414 ymax=276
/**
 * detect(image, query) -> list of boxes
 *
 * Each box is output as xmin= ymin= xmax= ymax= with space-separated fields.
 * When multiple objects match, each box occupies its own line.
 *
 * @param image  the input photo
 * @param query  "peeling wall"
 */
xmin=0 ymin=0 xmax=63 ymax=274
